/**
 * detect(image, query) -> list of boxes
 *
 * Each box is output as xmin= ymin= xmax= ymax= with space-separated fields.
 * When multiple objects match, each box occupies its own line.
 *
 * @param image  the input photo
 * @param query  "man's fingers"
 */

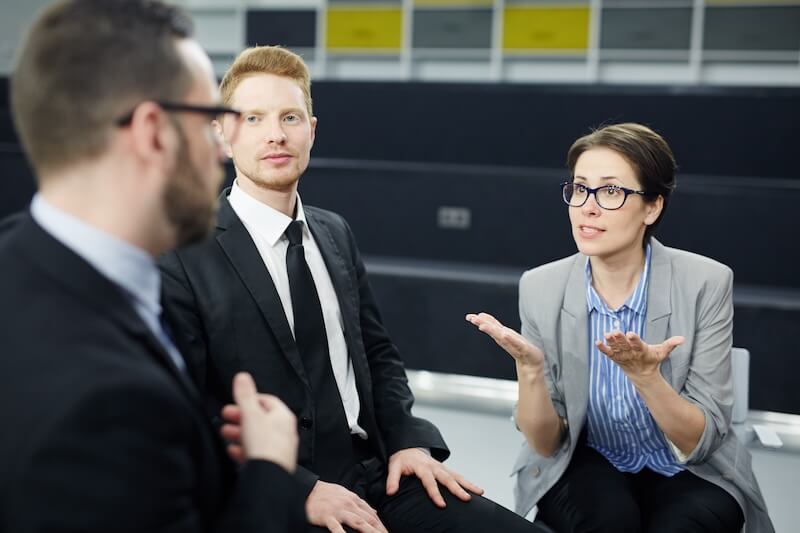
xmin=226 ymin=443 xmax=245 ymax=464
xmin=451 ymin=471 xmax=484 ymax=496
xmin=419 ymin=470 xmax=446 ymax=508
xmin=232 ymin=372 xmax=259 ymax=413
xmin=354 ymin=497 xmax=380 ymax=518
xmin=220 ymin=423 xmax=242 ymax=442
xmin=324 ymin=516 xmax=347 ymax=533
xmin=338 ymin=511 xmax=384 ymax=533
xmin=438 ymin=472 xmax=471 ymax=502
xmin=221 ymin=404 xmax=241 ymax=423
xmin=385 ymin=463 xmax=402 ymax=496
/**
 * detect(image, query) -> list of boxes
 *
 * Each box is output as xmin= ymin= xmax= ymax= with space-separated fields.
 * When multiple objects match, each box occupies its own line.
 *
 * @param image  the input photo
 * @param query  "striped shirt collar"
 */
xmin=585 ymin=242 xmax=652 ymax=317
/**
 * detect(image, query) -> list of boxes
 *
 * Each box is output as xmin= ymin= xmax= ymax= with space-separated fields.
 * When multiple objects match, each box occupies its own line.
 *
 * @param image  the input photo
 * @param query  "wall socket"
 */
xmin=437 ymin=206 xmax=471 ymax=230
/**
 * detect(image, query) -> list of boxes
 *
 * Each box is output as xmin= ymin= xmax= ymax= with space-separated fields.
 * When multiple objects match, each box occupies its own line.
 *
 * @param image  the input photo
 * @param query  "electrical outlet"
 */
xmin=437 ymin=206 xmax=471 ymax=230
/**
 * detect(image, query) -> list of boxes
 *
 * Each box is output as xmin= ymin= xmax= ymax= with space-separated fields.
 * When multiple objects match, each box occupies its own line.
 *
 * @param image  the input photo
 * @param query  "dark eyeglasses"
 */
xmin=561 ymin=181 xmax=652 ymax=210
xmin=116 ymin=101 xmax=241 ymax=126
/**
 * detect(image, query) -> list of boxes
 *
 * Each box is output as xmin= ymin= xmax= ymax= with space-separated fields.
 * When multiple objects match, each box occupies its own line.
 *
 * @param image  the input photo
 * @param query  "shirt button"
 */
xmin=299 ymin=416 xmax=313 ymax=430
xmin=530 ymin=466 xmax=541 ymax=478
xmin=613 ymin=320 xmax=620 ymax=329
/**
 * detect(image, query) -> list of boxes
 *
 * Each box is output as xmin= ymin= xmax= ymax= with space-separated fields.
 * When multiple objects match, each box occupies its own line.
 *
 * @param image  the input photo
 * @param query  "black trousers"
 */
xmin=307 ymin=454 xmax=548 ymax=533
xmin=537 ymin=443 xmax=744 ymax=533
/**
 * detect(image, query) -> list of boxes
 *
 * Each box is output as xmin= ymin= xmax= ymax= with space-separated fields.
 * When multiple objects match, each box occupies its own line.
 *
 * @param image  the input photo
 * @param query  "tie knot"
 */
xmin=285 ymin=220 xmax=304 ymax=246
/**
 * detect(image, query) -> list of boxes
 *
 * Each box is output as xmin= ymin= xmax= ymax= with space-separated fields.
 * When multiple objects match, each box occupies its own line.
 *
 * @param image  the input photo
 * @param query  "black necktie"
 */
xmin=284 ymin=220 xmax=357 ymax=480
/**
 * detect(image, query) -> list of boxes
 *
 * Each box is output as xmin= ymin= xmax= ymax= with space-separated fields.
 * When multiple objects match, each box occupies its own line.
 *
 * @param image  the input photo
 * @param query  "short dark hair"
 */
xmin=567 ymin=122 xmax=677 ymax=244
xmin=11 ymin=0 xmax=195 ymax=178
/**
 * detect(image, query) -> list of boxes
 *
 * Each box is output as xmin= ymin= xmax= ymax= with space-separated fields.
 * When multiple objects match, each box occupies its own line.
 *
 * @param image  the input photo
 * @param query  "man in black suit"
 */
xmin=0 ymin=2 xmax=305 ymax=532
xmin=160 ymin=45 xmax=545 ymax=533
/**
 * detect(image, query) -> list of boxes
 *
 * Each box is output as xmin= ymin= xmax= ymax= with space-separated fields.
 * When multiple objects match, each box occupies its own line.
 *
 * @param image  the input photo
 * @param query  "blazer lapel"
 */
xmin=214 ymin=194 xmax=309 ymax=385
xmin=644 ymin=239 xmax=673 ymax=382
xmin=20 ymin=215 xmax=202 ymax=406
xmin=560 ymin=255 xmax=590 ymax=431
xmin=304 ymin=211 xmax=374 ymax=401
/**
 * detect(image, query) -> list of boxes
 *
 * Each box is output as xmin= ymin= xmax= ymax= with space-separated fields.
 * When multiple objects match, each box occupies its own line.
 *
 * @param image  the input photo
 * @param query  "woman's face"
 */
xmin=568 ymin=147 xmax=662 ymax=262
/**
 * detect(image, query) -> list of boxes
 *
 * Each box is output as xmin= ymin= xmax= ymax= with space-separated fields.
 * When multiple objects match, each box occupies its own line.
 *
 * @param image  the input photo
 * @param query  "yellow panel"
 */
xmin=503 ymin=6 xmax=590 ymax=51
xmin=326 ymin=7 xmax=403 ymax=51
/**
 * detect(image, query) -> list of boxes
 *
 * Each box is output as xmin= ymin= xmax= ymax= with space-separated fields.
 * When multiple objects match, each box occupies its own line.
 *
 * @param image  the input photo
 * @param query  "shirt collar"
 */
xmin=30 ymin=194 xmax=161 ymax=317
xmin=585 ymin=242 xmax=652 ymax=316
xmin=228 ymin=179 xmax=307 ymax=247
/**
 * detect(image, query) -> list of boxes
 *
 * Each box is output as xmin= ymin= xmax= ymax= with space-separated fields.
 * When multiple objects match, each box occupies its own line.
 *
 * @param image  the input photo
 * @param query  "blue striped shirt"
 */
xmin=585 ymin=244 xmax=682 ymax=475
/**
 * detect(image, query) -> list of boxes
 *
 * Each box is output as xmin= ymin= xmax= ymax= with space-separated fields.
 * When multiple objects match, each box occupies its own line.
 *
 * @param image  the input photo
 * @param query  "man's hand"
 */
xmin=597 ymin=331 xmax=684 ymax=383
xmin=219 ymin=372 xmax=298 ymax=473
xmin=306 ymin=480 xmax=388 ymax=533
xmin=466 ymin=312 xmax=545 ymax=371
xmin=386 ymin=448 xmax=484 ymax=508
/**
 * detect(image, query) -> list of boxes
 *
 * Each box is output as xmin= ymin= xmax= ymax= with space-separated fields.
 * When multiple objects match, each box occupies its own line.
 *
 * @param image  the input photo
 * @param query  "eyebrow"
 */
xmin=241 ymin=107 xmax=305 ymax=116
xmin=573 ymin=175 xmax=622 ymax=182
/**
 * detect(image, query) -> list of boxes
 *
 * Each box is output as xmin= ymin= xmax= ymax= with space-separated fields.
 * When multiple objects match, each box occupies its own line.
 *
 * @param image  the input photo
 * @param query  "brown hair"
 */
xmin=11 ymin=0 xmax=194 ymax=178
xmin=567 ymin=122 xmax=677 ymax=243
xmin=220 ymin=46 xmax=312 ymax=117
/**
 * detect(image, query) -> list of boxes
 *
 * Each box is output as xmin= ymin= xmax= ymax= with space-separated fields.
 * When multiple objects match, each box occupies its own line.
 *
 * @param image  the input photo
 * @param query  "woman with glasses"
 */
xmin=467 ymin=123 xmax=772 ymax=532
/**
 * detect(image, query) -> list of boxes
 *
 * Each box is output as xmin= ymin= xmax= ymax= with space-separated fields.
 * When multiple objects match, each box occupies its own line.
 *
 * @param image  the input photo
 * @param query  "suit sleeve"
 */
xmin=7 ymin=378 xmax=305 ymax=533
xmin=159 ymin=250 xmax=231 ymax=426
xmin=678 ymin=265 xmax=735 ymax=464
xmin=518 ymin=269 xmax=566 ymax=423
xmin=340 ymin=218 xmax=449 ymax=461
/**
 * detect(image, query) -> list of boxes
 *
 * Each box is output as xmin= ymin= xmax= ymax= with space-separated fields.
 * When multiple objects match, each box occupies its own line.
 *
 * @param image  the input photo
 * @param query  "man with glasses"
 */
xmin=0 ymin=1 xmax=306 ymax=531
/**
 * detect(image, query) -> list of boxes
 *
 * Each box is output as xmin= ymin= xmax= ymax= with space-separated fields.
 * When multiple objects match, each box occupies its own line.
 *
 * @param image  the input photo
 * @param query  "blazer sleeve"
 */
xmin=159 ymin=251 xmax=227 ymax=419
xmin=340 ymin=217 xmax=449 ymax=460
xmin=7 ymin=379 xmax=305 ymax=533
xmin=518 ymin=269 xmax=567 ymax=423
xmin=678 ymin=265 xmax=735 ymax=464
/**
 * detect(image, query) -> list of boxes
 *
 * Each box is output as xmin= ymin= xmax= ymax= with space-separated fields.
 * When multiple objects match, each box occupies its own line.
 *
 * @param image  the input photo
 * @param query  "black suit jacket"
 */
xmin=159 ymin=191 xmax=449 ymax=494
xmin=0 ymin=213 xmax=305 ymax=533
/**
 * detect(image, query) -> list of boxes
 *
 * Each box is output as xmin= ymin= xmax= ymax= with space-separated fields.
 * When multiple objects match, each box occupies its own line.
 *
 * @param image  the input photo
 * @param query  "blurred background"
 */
xmin=1 ymin=0 xmax=798 ymax=417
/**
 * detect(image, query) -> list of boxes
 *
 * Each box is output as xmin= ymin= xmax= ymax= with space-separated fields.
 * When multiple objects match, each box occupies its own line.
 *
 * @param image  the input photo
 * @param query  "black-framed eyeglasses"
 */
xmin=561 ymin=181 xmax=652 ymax=210
xmin=115 ymin=101 xmax=241 ymax=126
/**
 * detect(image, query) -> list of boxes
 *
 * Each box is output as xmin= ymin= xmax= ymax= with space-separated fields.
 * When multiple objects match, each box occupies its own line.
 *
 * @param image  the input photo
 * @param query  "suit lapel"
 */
xmin=20 ymin=215 xmax=202 ymax=406
xmin=215 ymin=194 xmax=309 ymax=385
xmin=304 ymin=210 xmax=374 ymax=402
xmin=560 ymin=255 xmax=590 ymax=432
xmin=644 ymin=239 xmax=673 ymax=382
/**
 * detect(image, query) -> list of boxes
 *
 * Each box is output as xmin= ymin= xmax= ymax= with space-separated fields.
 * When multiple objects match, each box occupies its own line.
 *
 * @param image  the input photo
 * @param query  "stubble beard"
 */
xmin=164 ymin=136 xmax=221 ymax=248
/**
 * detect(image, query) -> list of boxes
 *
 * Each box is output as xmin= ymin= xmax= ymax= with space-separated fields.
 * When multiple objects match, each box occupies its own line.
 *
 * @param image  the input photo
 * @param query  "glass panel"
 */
xmin=413 ymin=9 xmax=493 ymax=49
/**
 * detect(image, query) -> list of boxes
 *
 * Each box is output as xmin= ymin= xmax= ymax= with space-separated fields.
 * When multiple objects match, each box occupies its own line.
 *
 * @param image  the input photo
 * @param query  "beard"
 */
xmin=163 ymin=127 xmax=222 ymax=248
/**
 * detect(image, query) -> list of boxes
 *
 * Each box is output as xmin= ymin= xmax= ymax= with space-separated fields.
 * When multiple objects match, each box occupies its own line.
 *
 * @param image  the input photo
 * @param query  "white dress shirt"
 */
xmin=228 ymin=181 xmax=366 ymax=438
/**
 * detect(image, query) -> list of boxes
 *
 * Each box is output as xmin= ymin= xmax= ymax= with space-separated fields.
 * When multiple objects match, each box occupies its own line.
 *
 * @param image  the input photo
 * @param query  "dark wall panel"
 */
xmin=246 ymin=9 xmax=317 ymax=48
xmin=310 ymin=82 xmax=799 ymax=180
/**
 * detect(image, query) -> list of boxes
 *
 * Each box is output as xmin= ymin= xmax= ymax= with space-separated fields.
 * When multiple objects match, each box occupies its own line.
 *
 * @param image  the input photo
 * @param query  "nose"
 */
xmin=264 ymin=117 xmax=287 ymax=144
xmin=581 ymin=191 xmax=601 ymax=216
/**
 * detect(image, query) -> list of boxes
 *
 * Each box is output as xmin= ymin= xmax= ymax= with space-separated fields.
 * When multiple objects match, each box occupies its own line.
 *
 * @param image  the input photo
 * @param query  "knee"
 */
xmin=540 ymin=497 xmax=641 ymax=533
xmin=647 ymin=498 xmax=744 ymax=533
xmin=574 ymin=504 xmax=640 ymax=533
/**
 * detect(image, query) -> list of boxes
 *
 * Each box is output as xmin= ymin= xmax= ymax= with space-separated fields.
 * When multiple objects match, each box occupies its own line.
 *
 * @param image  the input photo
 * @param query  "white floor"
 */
xmin=413 ymin=404 xmax=799 ymax=533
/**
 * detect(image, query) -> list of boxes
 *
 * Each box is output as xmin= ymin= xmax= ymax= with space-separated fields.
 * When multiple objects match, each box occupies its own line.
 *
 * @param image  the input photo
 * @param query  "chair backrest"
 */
xmin=731 ymin=347 xmax=750 ymax=424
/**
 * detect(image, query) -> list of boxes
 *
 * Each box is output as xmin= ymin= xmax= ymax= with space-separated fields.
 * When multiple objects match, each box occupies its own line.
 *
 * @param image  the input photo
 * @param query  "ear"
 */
xmin=127 ymin=102 xmax=178 ymax=169
xmin=309 ymin=115 xmax=317 ymax=149
xmin=213 ymin=118 xmax=234 ymax=159
xmin=644 ymin=195 xmax=664 ymax=226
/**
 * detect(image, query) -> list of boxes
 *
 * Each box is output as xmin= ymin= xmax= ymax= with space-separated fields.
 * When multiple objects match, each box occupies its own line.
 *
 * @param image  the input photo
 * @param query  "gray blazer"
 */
xmin=512 ymin=239 xmax=773 ymax=533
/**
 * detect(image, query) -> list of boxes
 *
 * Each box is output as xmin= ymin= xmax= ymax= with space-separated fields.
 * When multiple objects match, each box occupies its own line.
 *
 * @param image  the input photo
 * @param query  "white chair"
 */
xmin=731 ymin=347 xmax=750 ymax=425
